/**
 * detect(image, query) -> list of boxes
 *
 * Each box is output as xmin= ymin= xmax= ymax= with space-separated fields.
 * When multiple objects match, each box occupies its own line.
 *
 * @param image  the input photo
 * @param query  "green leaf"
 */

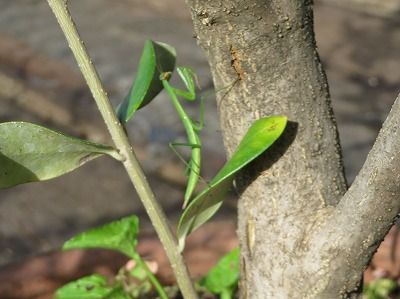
xmin=200 ymin=248 xmax=240 ymax=297
xmin=0 ymin=122 xmax=120 ymax=189
xmin=117 ymin=40 xmax=176 ymax=123
xmin=63 ymin=216 xmax=139 ymax=258
xmin=177 ymin=116 xmax=287 ymax=248
xmin=55 ymin=274 xmax=123 ymax=299
xmin=363 ymin=278 xmax=398 ymax=299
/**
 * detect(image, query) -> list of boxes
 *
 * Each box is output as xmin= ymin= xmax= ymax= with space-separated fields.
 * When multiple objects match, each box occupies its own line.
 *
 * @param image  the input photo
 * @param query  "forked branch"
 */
xmin=307 ymin=93 xmax=400 ymax=296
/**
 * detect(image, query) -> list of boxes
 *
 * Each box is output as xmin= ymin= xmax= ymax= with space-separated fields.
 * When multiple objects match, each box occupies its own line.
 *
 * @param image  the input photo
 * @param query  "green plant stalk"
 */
xmin=132 ymin=253 xmax=168 ymax=299
xmin=46 ymin=1 xmax=198 ymax=298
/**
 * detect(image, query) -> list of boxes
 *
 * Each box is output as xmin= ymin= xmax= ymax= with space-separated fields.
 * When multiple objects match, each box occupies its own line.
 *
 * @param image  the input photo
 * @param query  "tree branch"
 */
xmin=306 ymin=93 xmax=400 ymax=297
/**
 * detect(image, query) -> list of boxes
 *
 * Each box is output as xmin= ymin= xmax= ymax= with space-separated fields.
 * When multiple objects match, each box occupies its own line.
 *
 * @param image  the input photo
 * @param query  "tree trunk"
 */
xmin=185 ymin=0 xmax=400 ymax=298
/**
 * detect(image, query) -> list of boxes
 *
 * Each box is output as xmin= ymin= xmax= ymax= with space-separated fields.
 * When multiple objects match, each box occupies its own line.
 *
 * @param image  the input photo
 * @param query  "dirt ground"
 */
xmin=0 ymin=0 xmax=399 ymax=296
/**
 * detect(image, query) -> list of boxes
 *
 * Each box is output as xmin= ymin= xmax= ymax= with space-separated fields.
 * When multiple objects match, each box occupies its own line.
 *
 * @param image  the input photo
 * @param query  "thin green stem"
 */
xmin=132 ymin=254 xmax=168 ymax=299
xmin=46 ymin=1 xmax=197 ymax=298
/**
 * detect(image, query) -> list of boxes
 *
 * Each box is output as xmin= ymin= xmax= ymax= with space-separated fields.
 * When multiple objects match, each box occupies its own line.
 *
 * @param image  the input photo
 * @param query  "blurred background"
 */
xmin=0 ymin=0 xmax=399 ymax=289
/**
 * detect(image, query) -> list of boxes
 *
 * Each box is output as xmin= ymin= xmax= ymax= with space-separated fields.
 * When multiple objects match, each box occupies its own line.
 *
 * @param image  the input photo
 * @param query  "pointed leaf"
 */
xmin=0 ymin=122 xmax=120 ymax=189
xmin=117 ymin=40 xmax=176 ymax=123
xmin=55 ymin=274 xmax=122 ymax=299
xmin=177 ymin=116 xmax=287 ymax=248
xmin=200 ymin=248 xmax=240 ymax=296
xmin=63 ymin=216 xmax=139 ymax=258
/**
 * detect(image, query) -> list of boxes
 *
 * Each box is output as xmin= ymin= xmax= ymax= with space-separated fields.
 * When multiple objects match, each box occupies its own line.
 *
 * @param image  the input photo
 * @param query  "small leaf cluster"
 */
xmin=56 ymin=216 xmax=163 ymax=299
xmin=199 ymin=248 xmax=240 ymax=299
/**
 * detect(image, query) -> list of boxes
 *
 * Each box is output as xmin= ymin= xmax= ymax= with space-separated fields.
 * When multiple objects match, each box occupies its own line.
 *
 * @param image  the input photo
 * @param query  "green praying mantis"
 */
xmin=116 ymin=41 xmax=287 ymax=247
xmin=160 ymin=67 xmax=204 ymax=208
xmin=116 ymin=40 xmax=205 ymax=208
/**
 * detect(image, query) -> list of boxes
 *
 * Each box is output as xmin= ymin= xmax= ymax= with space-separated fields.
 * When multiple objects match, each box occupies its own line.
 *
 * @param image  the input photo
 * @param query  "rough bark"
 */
xmin=303 ymin=95 xmax=400 ymax=297
xmin=184 ymin=0 xmax=400 ymax=298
